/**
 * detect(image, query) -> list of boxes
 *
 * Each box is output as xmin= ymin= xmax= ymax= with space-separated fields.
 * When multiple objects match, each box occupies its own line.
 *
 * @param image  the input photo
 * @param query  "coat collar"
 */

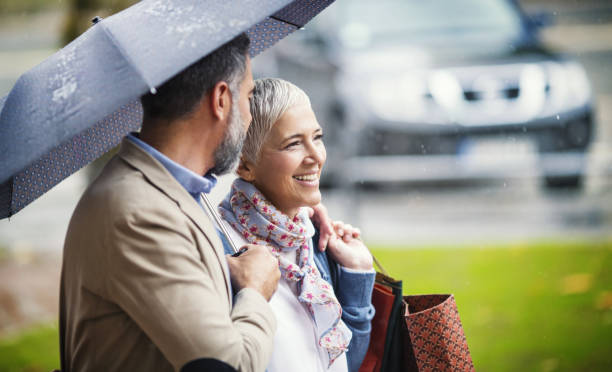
xmin=116 ymin=137 xmax=232 ymax=302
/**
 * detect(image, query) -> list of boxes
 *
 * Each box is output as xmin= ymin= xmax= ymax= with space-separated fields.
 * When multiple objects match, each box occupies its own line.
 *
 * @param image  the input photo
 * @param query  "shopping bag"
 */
xmin=358 ymin=272 xmax=405 ymax=372
xmin=359 ymin=258 xmax=474 ymax=372
xmin=403 ymin=294 xmax=475 ymax=371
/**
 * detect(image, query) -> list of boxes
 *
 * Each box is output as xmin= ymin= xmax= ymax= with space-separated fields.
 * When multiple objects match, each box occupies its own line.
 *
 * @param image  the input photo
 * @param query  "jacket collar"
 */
xmin=126 ymin=133 xmax=217 ymax=199
xmin=116 ymin=137 xmax=232 ymax=302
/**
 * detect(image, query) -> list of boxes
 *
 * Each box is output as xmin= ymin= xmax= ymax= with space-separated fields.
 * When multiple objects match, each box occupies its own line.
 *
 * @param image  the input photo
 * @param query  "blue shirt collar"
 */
xmin=127 ymin=133 xmax=217 ymax=201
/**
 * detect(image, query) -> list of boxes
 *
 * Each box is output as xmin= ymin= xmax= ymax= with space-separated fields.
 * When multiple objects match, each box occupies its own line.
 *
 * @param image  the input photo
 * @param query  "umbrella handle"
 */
xmin=200 ymin=193 xmax=240 ymax=254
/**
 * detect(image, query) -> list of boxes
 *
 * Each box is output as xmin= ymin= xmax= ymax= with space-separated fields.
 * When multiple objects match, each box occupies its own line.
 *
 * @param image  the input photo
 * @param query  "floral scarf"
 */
xmin=219 ymin=178 xmax=352 ymax=366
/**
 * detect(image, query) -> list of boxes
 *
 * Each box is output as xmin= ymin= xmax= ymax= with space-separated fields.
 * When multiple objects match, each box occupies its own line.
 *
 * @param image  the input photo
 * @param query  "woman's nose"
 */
xmin=305 ymin=142 xmax=325 ymax=164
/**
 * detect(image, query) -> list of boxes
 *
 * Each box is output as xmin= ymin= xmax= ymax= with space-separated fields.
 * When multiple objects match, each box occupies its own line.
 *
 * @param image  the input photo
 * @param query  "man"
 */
xmin=59 ymin=34 xmax=280 ymax=372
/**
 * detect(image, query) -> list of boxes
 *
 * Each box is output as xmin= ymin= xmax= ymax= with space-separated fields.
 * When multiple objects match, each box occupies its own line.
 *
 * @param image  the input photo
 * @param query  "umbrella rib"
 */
xmin=269 ymin=16 xmax=302 ymax=29
xmin=97 ymin=21 xmax=156 ymax=92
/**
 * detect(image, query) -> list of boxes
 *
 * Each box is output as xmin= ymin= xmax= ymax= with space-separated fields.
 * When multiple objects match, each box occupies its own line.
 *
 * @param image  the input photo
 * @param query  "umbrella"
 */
xmin=0 ymin=0 xmax=334 ymax=219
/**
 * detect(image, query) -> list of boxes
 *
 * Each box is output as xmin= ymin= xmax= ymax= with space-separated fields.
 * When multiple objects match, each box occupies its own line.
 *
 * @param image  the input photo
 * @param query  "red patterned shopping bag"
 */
xmin=403 ymin=295 xmax=475 ymax=371
xmin=358 ymin=257 xmax=475 ymax=372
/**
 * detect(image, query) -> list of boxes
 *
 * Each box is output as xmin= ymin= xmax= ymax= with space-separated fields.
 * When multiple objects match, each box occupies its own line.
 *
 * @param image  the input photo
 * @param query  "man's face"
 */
xmin=211 ymin=57 xmax=255 ymax=175
xmin=238 ymin=56 xmax=254 ymax=133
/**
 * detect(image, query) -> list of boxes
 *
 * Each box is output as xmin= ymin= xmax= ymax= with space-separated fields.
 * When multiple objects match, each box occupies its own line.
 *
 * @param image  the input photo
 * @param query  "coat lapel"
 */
xmin=116 ymin=138 xmax=233 ymax=303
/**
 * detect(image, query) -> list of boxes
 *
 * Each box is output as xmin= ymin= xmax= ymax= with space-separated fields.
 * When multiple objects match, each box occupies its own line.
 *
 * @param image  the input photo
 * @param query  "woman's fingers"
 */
xmin=311 ymin=203 xmax=334 ymax=252
xmin=333 ymin=221 xmax=362 ymax=242
xmin=333 ymin=221 xmax=344 ymax=236
xmin=334 ymin=222 xmax=351 ymax=242
xmin=343 ymin=224 xmax=354 ymax=242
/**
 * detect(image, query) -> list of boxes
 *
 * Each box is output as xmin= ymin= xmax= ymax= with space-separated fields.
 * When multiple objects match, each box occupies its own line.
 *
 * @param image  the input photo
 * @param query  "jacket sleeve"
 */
xmin=106 ymin=203 xmax=276 ymax=372
xmin=312 ymin=230 xmax=375 ymax=372
xmin=333 ymin=264 xmax=375 ymax=372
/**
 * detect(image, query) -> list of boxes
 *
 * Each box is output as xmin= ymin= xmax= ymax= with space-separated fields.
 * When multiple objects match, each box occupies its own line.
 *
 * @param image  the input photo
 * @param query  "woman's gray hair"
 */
xmin=242 ymin=78 xmax=311 ymax=163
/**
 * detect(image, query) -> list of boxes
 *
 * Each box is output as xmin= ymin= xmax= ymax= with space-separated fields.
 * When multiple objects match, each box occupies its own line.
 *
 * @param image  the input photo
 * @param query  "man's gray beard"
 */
xmin=210 ymin=96 xmax=246 ymax=175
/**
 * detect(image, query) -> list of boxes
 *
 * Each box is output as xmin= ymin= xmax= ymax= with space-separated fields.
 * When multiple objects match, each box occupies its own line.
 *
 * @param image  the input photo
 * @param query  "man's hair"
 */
xmin=242 ymin=78 xmax=311 ymax=163
xmin=140 ymin=33 xmax=250 ymax=123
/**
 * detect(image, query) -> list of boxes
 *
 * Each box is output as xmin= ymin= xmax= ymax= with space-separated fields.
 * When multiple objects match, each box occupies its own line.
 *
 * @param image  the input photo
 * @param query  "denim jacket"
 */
xmin=311 ymin=229 xmax=375 ymax=372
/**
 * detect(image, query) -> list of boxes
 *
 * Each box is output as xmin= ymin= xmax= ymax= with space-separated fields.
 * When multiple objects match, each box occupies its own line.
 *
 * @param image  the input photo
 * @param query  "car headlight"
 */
xmin=564 ymin=61 xmax=591 ymax=107
xmin=428 ymin=70 xmax=463 ymax=116
xmin=367 ymin=73 xmax=428 ymax=122
xmin=546 ymin=61 xmax=592 ymax=113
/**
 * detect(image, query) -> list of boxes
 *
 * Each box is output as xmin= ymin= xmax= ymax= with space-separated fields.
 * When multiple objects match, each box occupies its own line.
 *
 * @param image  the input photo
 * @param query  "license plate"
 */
xmin=458 ymin=137 xmax=536 ymax=165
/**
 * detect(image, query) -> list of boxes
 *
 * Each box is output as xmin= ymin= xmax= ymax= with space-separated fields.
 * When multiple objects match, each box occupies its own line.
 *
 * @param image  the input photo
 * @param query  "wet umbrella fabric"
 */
xmin=0 ymin=0 xmax=334 ymax=219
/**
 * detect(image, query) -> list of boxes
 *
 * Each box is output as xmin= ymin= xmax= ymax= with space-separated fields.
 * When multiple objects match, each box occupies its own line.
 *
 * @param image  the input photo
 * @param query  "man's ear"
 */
xmin=236 ymin=157 xmax=256 ymax=182
xmin=209 ymin=81 xmax=231 ymax=121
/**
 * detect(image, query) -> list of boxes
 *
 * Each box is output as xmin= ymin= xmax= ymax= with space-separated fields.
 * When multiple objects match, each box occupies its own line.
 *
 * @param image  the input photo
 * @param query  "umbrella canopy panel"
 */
xmin=0 ymin=100 xmax=142 ymax=219
xmin=0 ymin=0 xmax=335 ymax=219
xmin=0 ymin=0 xmax=292 ymax=186
xmin=247 ymin=0 xmax=335 ymax=56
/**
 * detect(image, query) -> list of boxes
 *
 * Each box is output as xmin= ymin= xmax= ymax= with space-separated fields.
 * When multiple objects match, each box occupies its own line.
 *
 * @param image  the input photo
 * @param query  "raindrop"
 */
xmin=150 ymin=87 xmax=157 ymax=94
xmin=556 ymin=114 xmax=560 ymax=120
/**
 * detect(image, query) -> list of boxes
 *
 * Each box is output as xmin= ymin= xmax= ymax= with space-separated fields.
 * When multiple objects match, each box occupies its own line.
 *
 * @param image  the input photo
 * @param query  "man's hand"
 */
xmin=307 ymin=203 xmax=335 ymax=252
xmin=226 ymin=244 xmax=280 ymax=301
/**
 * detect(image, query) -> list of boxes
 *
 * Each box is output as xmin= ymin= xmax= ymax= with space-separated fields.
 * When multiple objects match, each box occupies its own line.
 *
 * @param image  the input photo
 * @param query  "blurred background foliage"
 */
xmin=0 ymin=0 xmax=136 ymax=46
xmin=0 ymin=0 xmax=59 ymax=14
xmin=60 ymin=0 xmax=137 ymax=45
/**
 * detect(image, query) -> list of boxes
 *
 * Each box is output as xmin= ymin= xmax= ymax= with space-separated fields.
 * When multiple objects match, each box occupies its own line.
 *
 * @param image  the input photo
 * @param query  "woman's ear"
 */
xmin=236 ymin=157 xmax=256 ymax=182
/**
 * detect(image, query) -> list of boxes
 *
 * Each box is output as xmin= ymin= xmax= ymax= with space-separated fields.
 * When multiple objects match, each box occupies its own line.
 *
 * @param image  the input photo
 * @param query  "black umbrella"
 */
xmin=0 ymin=0 xmax=335 ymax=219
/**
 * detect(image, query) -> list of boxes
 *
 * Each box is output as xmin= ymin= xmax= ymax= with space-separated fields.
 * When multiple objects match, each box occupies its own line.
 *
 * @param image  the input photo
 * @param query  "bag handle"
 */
xmin=372 ymin=254 xmax=390 ymax=277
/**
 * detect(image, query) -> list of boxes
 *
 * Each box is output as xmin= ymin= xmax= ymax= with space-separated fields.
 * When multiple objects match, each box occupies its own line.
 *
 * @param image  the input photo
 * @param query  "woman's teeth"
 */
xmin=293 ymin=174 xmax=318 ymax=181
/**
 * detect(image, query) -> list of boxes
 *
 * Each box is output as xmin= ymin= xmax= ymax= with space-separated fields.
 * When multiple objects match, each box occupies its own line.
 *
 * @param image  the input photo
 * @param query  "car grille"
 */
xmin=463 ymin=86 xmax=521 ymax=101
xmin=356 ymin=128 xmax=460 ymax=156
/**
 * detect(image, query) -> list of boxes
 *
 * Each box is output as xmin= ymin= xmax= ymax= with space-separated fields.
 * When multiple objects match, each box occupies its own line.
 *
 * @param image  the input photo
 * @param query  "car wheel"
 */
xmin=543 ymin=174 xmax=583 ymax=190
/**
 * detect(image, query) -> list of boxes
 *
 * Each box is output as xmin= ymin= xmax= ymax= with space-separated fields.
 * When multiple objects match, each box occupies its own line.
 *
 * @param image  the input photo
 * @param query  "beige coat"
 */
xmin=59 ymin=138 xmax=275 ymax=372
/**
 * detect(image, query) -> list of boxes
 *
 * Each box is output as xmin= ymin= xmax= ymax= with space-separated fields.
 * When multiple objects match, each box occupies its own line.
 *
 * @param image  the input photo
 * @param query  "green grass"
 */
xmin=371 ymin=240 xmax=612 ymax=372
xmin=1 ymin=240 xmax=610 ymax=372
xmin=0 ymin=323 xmax=59 ymax=372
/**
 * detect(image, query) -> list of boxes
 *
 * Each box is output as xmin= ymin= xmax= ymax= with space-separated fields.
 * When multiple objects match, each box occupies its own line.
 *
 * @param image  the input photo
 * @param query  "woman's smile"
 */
xmin=240 ymin=103 xmax=326 ymax=218
xmin=293 ymin=172 xmax=320 ymax=186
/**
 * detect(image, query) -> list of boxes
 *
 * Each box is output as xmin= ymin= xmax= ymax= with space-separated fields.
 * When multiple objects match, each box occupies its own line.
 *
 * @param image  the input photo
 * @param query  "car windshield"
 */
xmin=335 ymin=0 xmax=523 ymax=49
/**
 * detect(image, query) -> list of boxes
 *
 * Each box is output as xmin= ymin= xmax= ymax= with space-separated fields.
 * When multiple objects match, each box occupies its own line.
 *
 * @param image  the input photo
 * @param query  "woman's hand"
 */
xmin=307 ymin=203 xmax=335 ymax=252
xmin=326 ymin=221 xmax=373 ymax=271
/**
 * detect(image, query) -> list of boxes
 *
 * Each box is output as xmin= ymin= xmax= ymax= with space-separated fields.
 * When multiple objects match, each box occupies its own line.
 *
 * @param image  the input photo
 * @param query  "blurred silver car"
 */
xmin=260 ymin=0 xmax=594 ymax=189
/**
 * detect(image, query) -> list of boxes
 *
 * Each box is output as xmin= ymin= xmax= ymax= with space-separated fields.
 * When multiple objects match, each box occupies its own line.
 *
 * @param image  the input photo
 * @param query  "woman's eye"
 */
xmin=284 ymin=141 xmax=300 ymax=150
xmin=314 ymin=133 xmax=324 ymax=141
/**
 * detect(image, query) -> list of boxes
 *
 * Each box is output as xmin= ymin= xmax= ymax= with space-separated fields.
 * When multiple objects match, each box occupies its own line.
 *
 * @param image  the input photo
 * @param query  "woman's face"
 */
xmin=245 ymin=103 xmax=326 ymax=218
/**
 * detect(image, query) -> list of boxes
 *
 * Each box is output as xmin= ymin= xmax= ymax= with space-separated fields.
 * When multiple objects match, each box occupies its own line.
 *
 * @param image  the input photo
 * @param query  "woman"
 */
xmin=218 ymin=78 xmax=375 ymax=372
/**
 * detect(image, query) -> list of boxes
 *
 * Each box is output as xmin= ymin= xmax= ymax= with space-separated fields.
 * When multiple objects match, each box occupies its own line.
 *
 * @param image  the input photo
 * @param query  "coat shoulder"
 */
xmin=70 ymin=155 xmax=183 ymax=236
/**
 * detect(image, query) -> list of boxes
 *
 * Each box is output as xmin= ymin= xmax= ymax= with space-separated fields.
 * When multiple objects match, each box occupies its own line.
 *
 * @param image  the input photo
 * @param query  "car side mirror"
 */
xmin=527 ymin=10 xmax=554 ymax=30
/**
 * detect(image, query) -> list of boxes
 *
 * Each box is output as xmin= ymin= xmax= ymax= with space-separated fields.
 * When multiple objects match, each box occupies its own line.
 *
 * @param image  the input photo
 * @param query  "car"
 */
xmin=256 ymin=0 xmax=594 ymax=189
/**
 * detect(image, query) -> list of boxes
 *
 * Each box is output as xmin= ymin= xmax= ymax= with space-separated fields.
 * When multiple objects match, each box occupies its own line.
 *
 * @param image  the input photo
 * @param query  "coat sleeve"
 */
xmin=106 ymin=203 xmax=276 ymax=372
xmin=312 ymin=229 xmax=375 ymax=372
xmin=334 ymin=266 xmax=375 ymax=372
